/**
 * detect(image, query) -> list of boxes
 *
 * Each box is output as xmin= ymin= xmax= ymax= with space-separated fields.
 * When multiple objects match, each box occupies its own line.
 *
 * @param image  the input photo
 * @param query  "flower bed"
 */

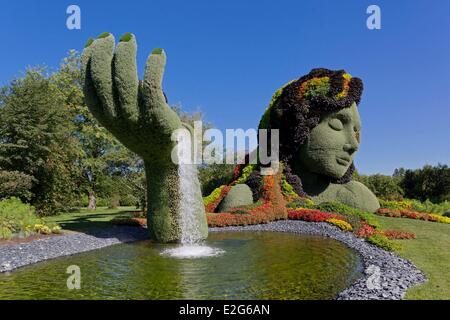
xmin=287 ymin=208 xmax=345 ymax=222
xmin=286 ymin=206 xmax=415 ymax=250
xmin=382 ymin=230 xmax=416 ymax=240
xmin=376 ymin=208 xmax=450 ymax=225
xmin=206 ymin=172 xmax=287 ymax=227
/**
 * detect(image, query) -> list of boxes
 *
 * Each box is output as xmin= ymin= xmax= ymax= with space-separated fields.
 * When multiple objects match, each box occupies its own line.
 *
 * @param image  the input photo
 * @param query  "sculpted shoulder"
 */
xmin=337 ymin=181 xmax=380 ymax=213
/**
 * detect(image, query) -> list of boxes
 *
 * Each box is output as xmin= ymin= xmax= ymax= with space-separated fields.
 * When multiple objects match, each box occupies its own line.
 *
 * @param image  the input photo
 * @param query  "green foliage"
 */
xmin=199 ymin=164 xmax=234 ymax=196
xmin=259 ymin=80 xmax=295 ymax=129
xmin=379 ymin=198 xmax=450 ymax=215
xmin=367 ymin=234 xmax=401 ymax=251
xmin=315 ymin=201 xmax=381 ymax=229
xmin=399 ymin=164 xmax=450 ymax=203
xmin=203 ymin=185 xmax=226 ymax=207
xmin=353 ymin=172 xmax=404 ymax=201
xmin=0 ymin=67 xmax=82 ymax=215
xmin=0 ymin=170 xmax=33 ymax=201
xmin=235 ymin=164 xmax=255 ymax=184
xmin=119 ymin=33 xmax=132 ymax=42
xmin=0 ymin=197 xmax=59 ymax=240
xmin=287 ymin=198 xmax=316 ymax=209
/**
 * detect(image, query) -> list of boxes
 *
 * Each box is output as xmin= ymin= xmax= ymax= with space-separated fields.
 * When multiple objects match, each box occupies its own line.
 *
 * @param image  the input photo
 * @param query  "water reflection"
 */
xmin=0 ymin=232 xmax=363 ymax=300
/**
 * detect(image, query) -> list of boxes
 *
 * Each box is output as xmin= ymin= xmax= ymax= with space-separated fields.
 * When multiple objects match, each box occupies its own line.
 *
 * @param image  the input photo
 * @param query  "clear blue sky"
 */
xmin=0 ymin=0 xmax=449 ymax=175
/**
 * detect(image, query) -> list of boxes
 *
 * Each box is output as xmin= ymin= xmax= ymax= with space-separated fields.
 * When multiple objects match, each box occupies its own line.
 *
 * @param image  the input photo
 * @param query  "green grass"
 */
xmin=377 ymin=215 xmax=450 ymax=300
xmin=44 ymin=207 xmax=140 ymax=233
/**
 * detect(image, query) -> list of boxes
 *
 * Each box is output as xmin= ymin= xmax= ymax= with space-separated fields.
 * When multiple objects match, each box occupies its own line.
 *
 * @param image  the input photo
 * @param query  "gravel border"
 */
xmin=0 ymin=220 xmax=427 ymax=300
xmin=0 ymin=226 xmax=148 ymax=273
xmin=210 ymin=220 xmax=427 ymax=300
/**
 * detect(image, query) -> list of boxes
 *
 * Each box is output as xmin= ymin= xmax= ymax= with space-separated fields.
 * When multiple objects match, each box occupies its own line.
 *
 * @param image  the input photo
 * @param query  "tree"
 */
xmin=400 ymin=164 xmax=450 ymax=203
xmin=0 ymin=68 xmax=81 ymax=215
xmin=353 ymin=171 xmax=404 ymax=201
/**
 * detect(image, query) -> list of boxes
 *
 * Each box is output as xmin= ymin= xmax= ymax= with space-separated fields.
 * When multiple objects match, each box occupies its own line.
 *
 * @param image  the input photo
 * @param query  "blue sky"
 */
xmin=0 ymin=0 xmax=449 ymax=175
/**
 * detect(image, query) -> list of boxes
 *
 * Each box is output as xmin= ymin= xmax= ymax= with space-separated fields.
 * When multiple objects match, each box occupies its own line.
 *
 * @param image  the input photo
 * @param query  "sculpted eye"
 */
xmin=329 ymin=118 xmax=344 ymax=131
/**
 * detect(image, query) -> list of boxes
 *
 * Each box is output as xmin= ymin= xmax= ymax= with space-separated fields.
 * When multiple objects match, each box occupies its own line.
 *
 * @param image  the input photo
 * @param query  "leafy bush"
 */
xmin=383 ymin=230 xmax=415 ymax=240
xmin=199 ymin=164 xmax=234 ymax=197
xmin=367 ymin=234 xmax=401 ymax=251
xmin=399 ymin=164 xmax=450 ymax=203
xmin=376 ymin=208 xmax=450 ymax=225
xmin=315 ymin=201 xmax=381 ymax=229
xmin=353 ymin=172 xmax=404 ymax=201
xmin=0 ymin=197 xmax=60 ymax=240
xmin=326 ymin=218 xmax=353 ymax=231
xmin=379 ymin=199 xmax=450 ymax=214
xmin=288 ymin=208 xmax=345 ymax=222
xmin=287 ymin=197 xmax=316 ymax=209
xmin=0 ymin=170 xmax=34 ymax=201
xmin=119 ymin=194 xmax=138 ymax=207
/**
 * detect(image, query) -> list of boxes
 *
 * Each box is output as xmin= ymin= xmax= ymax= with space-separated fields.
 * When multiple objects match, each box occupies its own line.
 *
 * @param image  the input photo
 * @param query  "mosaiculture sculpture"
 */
xmin=208 ymin=68 xmax=380 ymax=215
xmin=82 ymin=33 xmax=379 ymax=242
xmin=81 ymin=33 xmax=208 ymax=243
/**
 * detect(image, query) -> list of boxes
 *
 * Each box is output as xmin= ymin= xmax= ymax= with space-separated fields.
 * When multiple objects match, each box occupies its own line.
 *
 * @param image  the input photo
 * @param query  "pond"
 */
xmin=0 ymin=232 xmax=363 ymax=299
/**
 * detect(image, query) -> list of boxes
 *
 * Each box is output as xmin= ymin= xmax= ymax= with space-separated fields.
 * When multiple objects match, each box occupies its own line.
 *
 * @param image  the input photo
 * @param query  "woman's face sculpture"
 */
xmin=298 ymin=102 xmax=361 ymax=179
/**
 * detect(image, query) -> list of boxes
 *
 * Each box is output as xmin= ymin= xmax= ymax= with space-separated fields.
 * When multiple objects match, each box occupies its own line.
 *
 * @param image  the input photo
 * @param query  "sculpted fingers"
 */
xmin=143 ymin=48 xmax=167 ymax=109
xmin=114 ymin=33 xmax=139 ymax=122
xmin=90 ymin=32 xmax=117 ymax=120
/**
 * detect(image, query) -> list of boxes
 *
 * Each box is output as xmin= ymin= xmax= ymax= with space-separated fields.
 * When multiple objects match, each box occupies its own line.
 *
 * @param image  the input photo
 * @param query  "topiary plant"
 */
xmin=81 ymin=33 xmax=208 ymax=243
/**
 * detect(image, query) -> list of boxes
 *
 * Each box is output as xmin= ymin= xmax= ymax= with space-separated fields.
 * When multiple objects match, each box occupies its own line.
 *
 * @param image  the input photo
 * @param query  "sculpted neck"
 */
xmin=294 ymin=167 xmax=331 ymax=196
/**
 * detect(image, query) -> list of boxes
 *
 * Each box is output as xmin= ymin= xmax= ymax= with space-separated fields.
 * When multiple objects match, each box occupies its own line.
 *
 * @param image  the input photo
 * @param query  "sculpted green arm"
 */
xmin=81 ymin=33 xmax=208 ymax=242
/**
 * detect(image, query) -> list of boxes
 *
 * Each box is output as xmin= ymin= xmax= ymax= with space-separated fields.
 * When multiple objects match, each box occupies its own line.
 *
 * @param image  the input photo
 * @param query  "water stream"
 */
xmin=163 ymin=132 xmax=223 ymax=258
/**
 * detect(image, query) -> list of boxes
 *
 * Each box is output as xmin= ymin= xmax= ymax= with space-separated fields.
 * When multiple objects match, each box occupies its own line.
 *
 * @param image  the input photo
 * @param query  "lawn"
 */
xmin=44 ymin=207 xmax=140 ymax=233
xmin=377 ymin=215 xmax=450 ymax=300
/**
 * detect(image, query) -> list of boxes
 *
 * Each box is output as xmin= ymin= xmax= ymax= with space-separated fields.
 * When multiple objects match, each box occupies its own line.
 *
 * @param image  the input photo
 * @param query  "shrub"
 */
xmin=286 ymin=197 xmax=316 ymax=209
xmin=110 ymin=217 xmax=147 ymax=227
xmin=108 ymin=195 xmax=121 ymax=209
xmin=288 ymin=208 xmax=345 ymax=222
xmin=203 ymin=185 xmax=231 ymax=213
xmin=326 ymin=218 xmax=353 ymax=231
xmin=376 ymin=208 xmax=450 ymax=225
xmin=315 ymin=201 xmax=381 ymax=229
xmin=353 ymin=173 xmax=404 ymax=201
xmin=367 ymin=234 xmax=401 ymax=251
xmin=379 ymin=199 xmax=450 ymax=214
xmin=355 ymin=222 xmax=378 ymax=238
xmin=383 ymin=230 xmax=415 ymax=240
xmin=0 ymin=197 xmax=60 ymax=240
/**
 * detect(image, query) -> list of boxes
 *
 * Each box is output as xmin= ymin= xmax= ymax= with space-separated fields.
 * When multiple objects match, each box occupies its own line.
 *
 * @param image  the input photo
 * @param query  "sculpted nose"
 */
xmin=343 ymin=140 xmax=358 ymax=155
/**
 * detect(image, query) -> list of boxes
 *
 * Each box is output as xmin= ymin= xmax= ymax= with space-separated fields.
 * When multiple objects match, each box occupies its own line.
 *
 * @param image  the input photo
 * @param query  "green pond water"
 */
xmin=0 ymin=232 xmax=363 ymax=300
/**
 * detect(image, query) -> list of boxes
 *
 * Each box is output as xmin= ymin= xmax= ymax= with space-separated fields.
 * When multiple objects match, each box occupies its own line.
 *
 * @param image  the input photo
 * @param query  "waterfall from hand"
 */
xmin=178 ymin=160 xmax=205 ymax=244
xmin=161 ymin=129 xmax=224 ymax=258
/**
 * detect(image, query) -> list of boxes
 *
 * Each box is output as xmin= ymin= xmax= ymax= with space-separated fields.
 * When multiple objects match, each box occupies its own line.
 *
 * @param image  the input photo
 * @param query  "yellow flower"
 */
xmin=326 ymin=218 xmax=353 ymax=231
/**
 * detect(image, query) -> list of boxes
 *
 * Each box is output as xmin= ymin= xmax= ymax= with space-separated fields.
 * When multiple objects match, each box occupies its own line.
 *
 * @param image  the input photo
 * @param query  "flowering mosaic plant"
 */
xmin=376 ymin=208 xmax=450 ymax=224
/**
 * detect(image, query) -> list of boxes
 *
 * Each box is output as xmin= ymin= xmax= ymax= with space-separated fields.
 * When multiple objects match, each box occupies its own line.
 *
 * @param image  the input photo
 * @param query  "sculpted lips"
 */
xmin=336 ymin=155 xmax=351 ymax=166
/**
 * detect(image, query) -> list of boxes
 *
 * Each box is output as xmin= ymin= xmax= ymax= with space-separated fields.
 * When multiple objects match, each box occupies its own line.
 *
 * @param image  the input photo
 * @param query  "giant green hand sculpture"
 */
xmin=81 ymin=33 xmax=208 ymax=242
